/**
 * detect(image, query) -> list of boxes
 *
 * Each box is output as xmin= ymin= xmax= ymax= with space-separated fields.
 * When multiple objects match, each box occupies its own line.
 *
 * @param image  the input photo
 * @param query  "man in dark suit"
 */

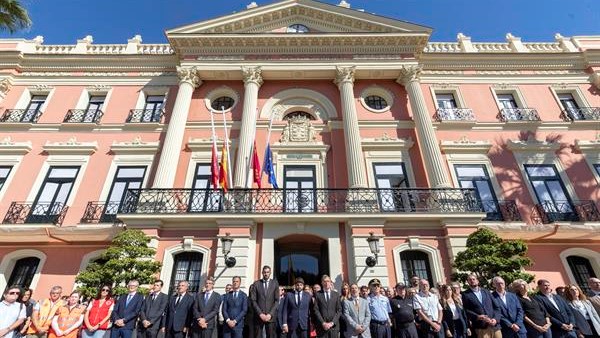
xmin=111 ymin=279 xmax=145 ymax=338
xmin=534 ymin=279 xmax=577 ymax=338
xmin=222 ymin=276 xmax=248 ymax=338
xmin=281 ymin=277 xmax=312 ymax=338
xmin=313 ymin=274 xmax=342 ymax=338
xmin=163 ymin=280 xmax=195 ymax=338
xmin=588 ymin=277 xmax=600 ymax=316
xmin=491 ymin=276 xmax=526 ymax=338
xmin=250 ymin=265 xmax=280 ymax=338
xmin=192 ymin=277 xmax=221 ymax=338
xmin=461 ymin=273 xmax=501 ymax=338
xmin=139 ymin=280 xmax=169 ymax=338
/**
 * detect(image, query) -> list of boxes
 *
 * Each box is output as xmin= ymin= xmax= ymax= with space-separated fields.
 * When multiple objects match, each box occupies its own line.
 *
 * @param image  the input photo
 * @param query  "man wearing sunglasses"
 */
xmin=1 ymin=285 xmax=26 ymax=338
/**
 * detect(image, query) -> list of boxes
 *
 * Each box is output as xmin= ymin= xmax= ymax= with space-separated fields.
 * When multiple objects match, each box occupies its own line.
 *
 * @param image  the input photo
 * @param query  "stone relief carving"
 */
xmin=396 ymin=65 xmax=422 ymax=85
xmin=0 ymin=78 xmax=12 ymax=98
xmin=241 ymin=66 xmax=263 ymax=86
xmin=279 ymin=114 xmax=317 ymax=143
xmin=176 ymin=66 xmax=202 ymax=87
xmin=334 ymin=66 xmax=355 ymax=86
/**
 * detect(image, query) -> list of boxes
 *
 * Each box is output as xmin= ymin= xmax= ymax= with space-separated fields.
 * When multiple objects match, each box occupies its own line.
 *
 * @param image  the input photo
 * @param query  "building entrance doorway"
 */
xmin=274 ymin=234 xmax=329 ymax=288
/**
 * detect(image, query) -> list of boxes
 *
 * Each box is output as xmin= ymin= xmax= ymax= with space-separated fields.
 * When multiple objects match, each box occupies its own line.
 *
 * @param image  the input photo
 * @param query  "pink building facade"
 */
xmin=0 ymin=0 xmax=599 ymax=294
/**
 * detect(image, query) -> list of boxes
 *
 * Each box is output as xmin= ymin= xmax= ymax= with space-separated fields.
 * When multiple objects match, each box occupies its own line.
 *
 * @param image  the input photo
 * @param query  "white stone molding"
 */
xmin=241 ymin=66 xmax=264 ymax=87
xmin=548 ymin=85 xmax=591 ymax=116
xmin=506 ymin=137 xmax=560 ymax=153
xmin=279 ymin=114 xmax=318 ymax=143
xmin=334 ymin=66 xmax=356 ymax=86
xmin=559 ymin=248 xmax=600 ymax=284
xmin=362 ymin=136 xmax=416 ymax=188
xmin=574 ymin=137 xmax=600 ymax=185
xmin=554 ymin=33 xmax=578 ymax=52
xmin=392 ymin=241 xmax=445 ymax=286
xmin=260 ymin=88 xmax=338 ymax=120
xmin=204 ymin=86 xmax=240 ymax=113
xmin=160 ymin=242 xmax=211 ymax=294
xmin=457 ymin=33 xmax=476 ymax=52
xmin=271 ymin=141 xmax=330 ymax=189
xmin=0 ymin=249 xmax=47 ymax=293
xmin=0 ymin=137 xmax=33 ymax=155
xmin=176 ymin=66 xmax=202 ymax=87
xmin=77 ymin=249 xmax=105 ymax=275
xmin=184 ymin=138 xmax=237 ymax=189
xmin=396 ymin=65 xmax=422 ymax=85
xmin=97 ymin=150 xmax=156 ymax=204
xmin=0 ymin=77 xmax=13 ymax=100
xmin=359 ymin=86 xmax=394 ymax=113
xmin=110 ymin=137 xmax=160 ymax=155
xmin=444 ymin=151 xmax=504 ymax=203
xmin=43 ymin=137 xmax=98 ymax=155
xmin=440 ymin=136 xmax=492 ymax=154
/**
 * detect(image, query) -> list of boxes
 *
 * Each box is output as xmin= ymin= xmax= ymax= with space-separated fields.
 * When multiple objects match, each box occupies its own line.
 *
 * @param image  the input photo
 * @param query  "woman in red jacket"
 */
xmin=82 ymin=285 xmax=115 ymax=338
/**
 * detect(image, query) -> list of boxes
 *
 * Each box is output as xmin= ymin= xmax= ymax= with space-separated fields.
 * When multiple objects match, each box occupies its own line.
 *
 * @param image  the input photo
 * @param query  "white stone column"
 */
xmin=153 ymin=67 xmax=202 ymax=188
xmin=334 ymin=66 xmax=368 ymax=188
xmin=233 ymin=66 xmax=263 ymax=188
xmin=397 ymin=66 xmax=451 ymax=188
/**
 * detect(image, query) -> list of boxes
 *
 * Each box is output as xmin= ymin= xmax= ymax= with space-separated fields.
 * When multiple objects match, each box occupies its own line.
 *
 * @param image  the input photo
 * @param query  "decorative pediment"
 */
xmin=166 ymin=0 xmax=431 ymax=56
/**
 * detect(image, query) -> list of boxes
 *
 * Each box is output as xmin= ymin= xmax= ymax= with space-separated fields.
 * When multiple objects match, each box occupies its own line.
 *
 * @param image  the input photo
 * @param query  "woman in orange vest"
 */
xmin=82 ymin=285 xmax=115 ymax=338
xmin=48 ymin=291 xmax=86 ymax=338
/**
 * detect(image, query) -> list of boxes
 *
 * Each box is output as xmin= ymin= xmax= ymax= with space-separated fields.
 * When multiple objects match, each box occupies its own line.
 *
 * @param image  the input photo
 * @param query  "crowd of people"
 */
xmin=2 ymin=267 xmax=600 ymax=338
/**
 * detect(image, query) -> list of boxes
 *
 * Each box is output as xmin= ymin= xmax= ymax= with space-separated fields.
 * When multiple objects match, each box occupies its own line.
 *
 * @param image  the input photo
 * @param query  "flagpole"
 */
xmin=221 ymin=106 xmax=233 ymax=186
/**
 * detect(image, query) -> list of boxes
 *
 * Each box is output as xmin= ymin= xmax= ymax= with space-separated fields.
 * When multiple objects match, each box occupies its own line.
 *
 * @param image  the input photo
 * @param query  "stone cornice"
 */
xmin=420 ymin=52 xmax=586 ymax=71
xmin=110 ymin=137 xmax=160 ymax=155
xmin=506 ymin=138 xmax=560 ymax=152
xmin=440 ymin=136 xmax=492 ymax=154
xmin=361 ymin=135 xmax=414 ymax=151
xmin=43 ymin=137 xmax=98 ymax=155
xmin=574 ymin=137 xmax=600 ymax=152
xmin=0 ymin=136 xmax=32 ymax=155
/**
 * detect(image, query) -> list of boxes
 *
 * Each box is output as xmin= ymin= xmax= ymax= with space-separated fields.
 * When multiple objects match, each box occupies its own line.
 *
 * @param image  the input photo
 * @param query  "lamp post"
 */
xmin=366 ymin=232 xmax=380 ymax=267
xmin=221 ymin=233 xmax=236 ymax=268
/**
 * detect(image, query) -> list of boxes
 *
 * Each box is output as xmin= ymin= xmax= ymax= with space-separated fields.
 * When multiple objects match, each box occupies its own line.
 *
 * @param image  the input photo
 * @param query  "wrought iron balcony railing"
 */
xmin=498 ymin=108 xmax=540 ymax=122
xmin=434 ymin=108 xmax=476 ymax=122
xmin=63 ymin=109 xmax=104 ymax=123
xmin=81 ymin=201 xmax=120 ymax=223
xmin=481 ymin=200 xmax=522 ymax=222
xmin=3 ymin=202 xmax=68 ymax=225
xmin=126 ymin=109 xmax=164 ymax=123
xmin=531 ymin=200 xmax=600 ymax=224
xmin=560 ymin=107 xmax=600 ymax=121
xmin=120 ymin=188 xmax=484 ymax=215
xmin=1 ymin=109 xmax=43 ymax=123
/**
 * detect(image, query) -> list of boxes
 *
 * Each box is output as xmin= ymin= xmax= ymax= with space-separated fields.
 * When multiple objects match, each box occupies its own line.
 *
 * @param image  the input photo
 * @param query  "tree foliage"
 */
xmin=452 ymin=228 xmax=534 ymax=289
xmin=75 ymin=229 xmax=161 ymax=298
xmin=0 ymin=0 xmax=31 ymax=33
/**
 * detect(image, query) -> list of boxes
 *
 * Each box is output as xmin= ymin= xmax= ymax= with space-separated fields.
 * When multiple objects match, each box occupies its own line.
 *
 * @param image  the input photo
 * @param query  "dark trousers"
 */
xmin=370 ymin=321 xmax=391 ymax=338
xmin=417 ymin=322 xmax=443 ymax=338
xmin=224 ymin=327 xmax=244 ymax=338
xmin=288 ymin=327 xmax=308 ymax=338
xmin=191 ymin=328 xmax=215 ymax=338
xmin=255 ymin=322 xmax=276 ymax=338
xmin=138 ymin=327 xmax=161 ymax=338
xmin=394 ymin=322 xmax=418 ymax=338
xmin=111 ymin=328 xmax=134 ymax=338
xmin=165 ymin=330 xmax=186 ymax=338
xmin=451 ymin=319 xmax=467 ymax=338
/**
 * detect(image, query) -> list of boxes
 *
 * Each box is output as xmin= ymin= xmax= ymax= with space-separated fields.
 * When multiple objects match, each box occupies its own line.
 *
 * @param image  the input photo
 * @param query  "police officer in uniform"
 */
xmin=389 ymin=283 xmax=418 ymax=338
xmin=367 ymin=279 xmax=392 ymax=338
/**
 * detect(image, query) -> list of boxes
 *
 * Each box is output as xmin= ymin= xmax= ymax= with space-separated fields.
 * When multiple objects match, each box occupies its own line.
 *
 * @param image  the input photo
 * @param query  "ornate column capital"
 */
xmin=396 ymin=65 xmax=422 ymax=85
xmin=241 ymin=66 xmax=264 ymax=87
xmin=592 ymin=72 xmax=600 ymax=90
xmin=334 ymin=66 xmax=356 ymax=87
xmin=176 ymin=66 xmax=202 ymax=87
xmin=0 ymin=78 xmax=13 ymax=99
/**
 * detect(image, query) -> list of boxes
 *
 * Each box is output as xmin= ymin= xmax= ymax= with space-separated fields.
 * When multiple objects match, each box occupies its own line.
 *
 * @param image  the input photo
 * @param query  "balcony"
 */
xmin=560 ymin=107 xmax=600 ymax=121
xmin=433 ymin=108 xmax=476 ymax=122
xmin=498 ymin=108 xmax=540 ymax=122
xmin=126 ymin=109 xmax=164 ymax=123
xmin=482 ymin=200 xmax=522 ymax=222
xmin=63 ymin=109 xmax=103 ymax=123
xmin=1 ymin=109 xmax=43 ymax=123
xmin=119 ymin=188 xmax=483 ymax=217
xmin=81 ymin=201 xmax=120 ymax=223
xmin=532 ymin=200 xmax=600 ymax=224
xmin=3 ymin=202 xmax=68 ymax=226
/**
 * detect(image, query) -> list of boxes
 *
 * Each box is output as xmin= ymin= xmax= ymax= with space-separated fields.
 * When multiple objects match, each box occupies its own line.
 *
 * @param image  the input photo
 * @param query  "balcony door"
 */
xmin=283 ymin=165 xmax=316 ymax=213
xmin=190 ymin=164 xmax=221 ymax=212
xmin=454 ymin=165 xmax=500 ymax=220
xmin=169 ymin=252 xmax=203 ymax=295
xmin=373 ymin=163 xmax=409 ymax=212
xmin=104 ymin=166 xmax=146 ymax=221
xmin=524 ymin=165 xmax=576 ymax=221
xmin=275 ymin=235 xmax=329 ymax=288
xmin=29 ymin=167 xmax=79 ymax=223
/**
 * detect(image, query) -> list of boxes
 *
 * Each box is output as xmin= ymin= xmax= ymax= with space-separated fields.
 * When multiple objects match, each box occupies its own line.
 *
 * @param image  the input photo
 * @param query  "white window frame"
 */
xmin=549 ymin=86 xmax=591 ymax=119
xmin=0 ymin=249 xmax=47 ymax=293
xmin=14 ymin=86 xmax=55 ymax=114
xmin=134 ymin=86 xmax=169 ymax=110
xmin=0 ymin=141 xmax=31 ymax=202
xmin=359 ymin=86 xmax=394 ymax=114
xmin=362 ymin=137 xmax=416 ymax=188
xmin=392 ymin=241 xmax=445 ymax=287
xmin=74 ymin=87 xmax=113 ymax=111
xmin=429 ymin=85 xmax=467 ymax=110
xmin=446 ymin=154 xmax=504 ymax=202
xmin=185 ymin=138 xmax=236 ymax=189
xmin=574 ymin=139 xmax=600 ymax=186
xmin=490 ymin=86 xmax=528 ymax=111
xmin=160 ymin=243 xmax=211 ymax=295
xmin=203 ymin=86 xmax=239 ymax=114
xmin=559 ymin=248 xmax=600 ymax=285
xmin=271 ymin=144 xmax=329 ymax=190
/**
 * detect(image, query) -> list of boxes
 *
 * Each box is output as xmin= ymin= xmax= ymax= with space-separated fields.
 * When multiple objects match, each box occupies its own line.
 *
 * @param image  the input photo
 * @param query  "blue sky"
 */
xmin=1 ymin=0 xmax=598 ymax=44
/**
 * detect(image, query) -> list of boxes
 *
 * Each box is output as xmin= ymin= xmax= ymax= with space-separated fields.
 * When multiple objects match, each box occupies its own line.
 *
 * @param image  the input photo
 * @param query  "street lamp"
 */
xmin=366 ymin=232 xmax=380 ymax=267
xmin=221 ymin=233 xmax=236 ymax=268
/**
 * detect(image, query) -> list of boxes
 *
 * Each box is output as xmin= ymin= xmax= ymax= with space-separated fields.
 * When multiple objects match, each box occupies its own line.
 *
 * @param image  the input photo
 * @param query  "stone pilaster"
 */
xmin=397 ymin=65 xmax=451 ymax=188
xmin=233 ymin=66 xmax=263 ymax=188
xmin=334 ymin=66 xmax=368 ymax=188
xmin=153 ymin=66 xmax=202 ymax=188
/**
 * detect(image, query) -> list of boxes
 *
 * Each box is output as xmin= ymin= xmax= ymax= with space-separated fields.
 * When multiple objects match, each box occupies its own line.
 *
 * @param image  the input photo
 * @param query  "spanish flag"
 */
xmin=219 ymin=145 xmax=229 ymax=192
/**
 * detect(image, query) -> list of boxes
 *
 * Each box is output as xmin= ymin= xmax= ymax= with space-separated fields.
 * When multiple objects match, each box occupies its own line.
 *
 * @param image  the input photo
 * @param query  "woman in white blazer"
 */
xmin=565 ymin=284 xmax=600 ymax=338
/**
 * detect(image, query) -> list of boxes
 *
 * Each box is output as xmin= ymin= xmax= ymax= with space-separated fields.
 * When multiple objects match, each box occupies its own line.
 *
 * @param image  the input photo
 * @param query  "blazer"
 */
xmin=587 ymin=292 xmax=600 ymax=317
xmin=534 ymin=293 xmax=576 ymax=338
xmin=164 ymin=293 xmax=195 ymax=332
xmin=342 ymin=297 xmax=371 ymax=338
xmin=461 ymin=288 xmax=500 ymax=330
xmin=313 ymin=290 xmax=342 ymax=334
xmin=441 ymin=302 xmax=468 ymax=337
xmin=281 ymin=291 xmax=312 ymax=331
xmin=491 ymin=291 xmax=526 ymax=338
xmin=192 ymin=291 xmax=222 ymax=330
xmin=139 ymin=292 xmax=169 ymax=330
xmin=112 ymin=292 xmax=144 ymax=330
xmin=249 ymin=278 xmax=280 ymax=323
xmin=568 ymin=300 xmax=600 ymax=336
xmin=222 ymin=290 xmax=248 ymax=330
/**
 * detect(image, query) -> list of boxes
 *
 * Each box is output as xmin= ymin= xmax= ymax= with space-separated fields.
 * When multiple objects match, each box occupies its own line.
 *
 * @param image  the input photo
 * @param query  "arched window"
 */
xmin=7 ymin=257 xmax=40 ymax=288
xmin=211 ymin=96 xmax=235 ymax=111
xmin=400 ymin=250 xmax=433 ymax=286
xmin=567 ymin=255 xmax=597 ymax=293
xmin=169 ymin=252 xmax=203 ymax=294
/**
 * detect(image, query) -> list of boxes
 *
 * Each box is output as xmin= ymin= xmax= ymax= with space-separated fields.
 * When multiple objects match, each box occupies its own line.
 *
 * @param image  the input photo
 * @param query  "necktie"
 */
xmin=264 ymin=280 xmax=268 ymax=291
xmin=152 ymin=294 xmax=156 ymax=302
xmin=234 ymin=291 xmax=237 ymax=299
xmin=126 ymin=294 xmax=132 ymax=306
xmin=296 ymin=292 xmax=300 ymax=305
xmin=354 ymin=298 xmax=359 ymax=312
xmin=204 ymin=292 xmax=209 ymax=304
xmin=325 ymin=292 xmax=329 ymax=302
xmin=175 ymin=295 xmax=181 ymax=307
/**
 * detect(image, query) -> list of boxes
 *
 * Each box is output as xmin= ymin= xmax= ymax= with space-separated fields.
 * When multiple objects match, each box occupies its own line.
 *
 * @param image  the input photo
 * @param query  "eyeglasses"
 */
xmin=101 ymin=288 xmax=110 ymax=292
xmin=8 ymin=291 xmax=20 ymax=295
xmin=128 ymin=285 xmax=138 ymax=288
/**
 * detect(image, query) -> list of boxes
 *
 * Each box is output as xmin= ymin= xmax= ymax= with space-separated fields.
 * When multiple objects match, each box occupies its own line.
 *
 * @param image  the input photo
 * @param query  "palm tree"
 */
xmin=0 ymin=0 xmax=31 ymax=33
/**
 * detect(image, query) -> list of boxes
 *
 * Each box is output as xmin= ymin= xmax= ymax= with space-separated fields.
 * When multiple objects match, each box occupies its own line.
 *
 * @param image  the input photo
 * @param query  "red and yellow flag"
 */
xmin=252 ymin=141 xmax=262 ymax=188
xmin=219 ymin=145 xmax=229 ymax=192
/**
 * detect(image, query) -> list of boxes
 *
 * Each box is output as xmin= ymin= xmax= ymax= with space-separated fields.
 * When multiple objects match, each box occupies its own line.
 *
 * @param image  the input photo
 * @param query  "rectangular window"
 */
xmin=87 ymin=95 xmax=106 ymax=112
xmin=0 ymin=166 xmax=12 ymax=191
xmin=595 ymin=164 xmax=600 ymax=177
xmin=189 ymin=164 xmax=220 ymax=212
xmin=29 ymin=166 xmax=79 ymax=223
xmin=524 ymin=164 xmax=576 ymax=221
xmin=436 ymin=93 xmax=457 ymax=109
xmin=283 ymin=165 xmax=316 ymax=213
xmin=23 ymin=95 xmax=47 ymax=122
xmin=455 ymin=165 xmax=499 ymax=220
xmin=558 ymin=93 xmax=583 ymax=120
xmin=373 ymin=163 xmax=410 ymax=212
xmin=104 ymin=166 xmax=146 ymax=219
xmin=142 ymin=95 xmax=165 ymax=122
xmin=497 ymin=94 xmax=519 ymax=109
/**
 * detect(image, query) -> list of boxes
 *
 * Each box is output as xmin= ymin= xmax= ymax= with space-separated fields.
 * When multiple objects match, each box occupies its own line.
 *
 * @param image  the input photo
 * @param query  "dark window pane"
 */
xmin=105 ymin=166 xmax=146 ymax=215
xmin=169 ymin=252 xmax=203 ymax=295
xmin=0 ymin=166 xmax=12 ymax=190
xmin=400 ymin=251 xmax=432 ymax=286
xmin=567 ymin=256 xmax=596 ymax=294
xmin=211 ymin=96 xmax=235 ymax=110
xmin=364 ymin=95 xmax=388 ymax=110
xmin=7 ymin=257 xmax=40 ymax=288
